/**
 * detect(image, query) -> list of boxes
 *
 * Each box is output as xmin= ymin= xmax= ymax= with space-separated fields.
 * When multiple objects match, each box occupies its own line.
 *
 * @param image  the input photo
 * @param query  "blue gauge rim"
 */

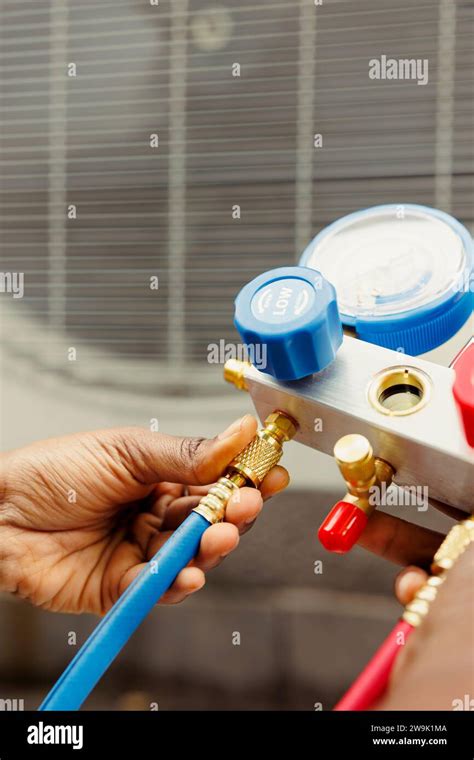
xmin=299 ymin=203 xmax=473 ymax=328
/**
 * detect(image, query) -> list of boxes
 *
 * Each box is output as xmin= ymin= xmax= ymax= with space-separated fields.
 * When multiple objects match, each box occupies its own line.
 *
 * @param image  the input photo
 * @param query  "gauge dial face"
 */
xmin=302 ymin=207 xmax=469 ymax=325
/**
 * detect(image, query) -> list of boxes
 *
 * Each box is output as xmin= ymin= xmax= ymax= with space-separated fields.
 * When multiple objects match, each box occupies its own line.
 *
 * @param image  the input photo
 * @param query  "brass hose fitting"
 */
xmin=333 ymin=434 xmax=395 ymax=517
xmin=402 ymin=516 xmax=474 ymax=627
xmin=402 ymin=575 xmax=446 ymax=627
xmin=192 ymin=411 xmax=298 ymax=524
xmin=318 ymin=434 xmax=395 ymax=553
xmin=431 ymin=517 xmax=474 ymax=573
xmin=223 ymin=359 xmax=250 ymax=392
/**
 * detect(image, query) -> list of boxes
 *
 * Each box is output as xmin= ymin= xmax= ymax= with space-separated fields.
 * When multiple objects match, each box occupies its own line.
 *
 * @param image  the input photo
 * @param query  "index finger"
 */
xmin=357 ymin=511 xmax=445 ymax=568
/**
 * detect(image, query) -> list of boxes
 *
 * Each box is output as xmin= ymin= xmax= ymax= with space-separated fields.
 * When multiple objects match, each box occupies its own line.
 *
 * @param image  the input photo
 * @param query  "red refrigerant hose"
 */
xmin=334 ymin=619 xmax=414 ymax=711
xmin=334 ymin=516 xmax=474 ymax=711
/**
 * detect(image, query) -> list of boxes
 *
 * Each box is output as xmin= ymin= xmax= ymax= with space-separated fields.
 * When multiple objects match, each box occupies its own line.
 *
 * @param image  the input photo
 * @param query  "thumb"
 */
xmin=101 ymin=414 xmax=258 ymax=486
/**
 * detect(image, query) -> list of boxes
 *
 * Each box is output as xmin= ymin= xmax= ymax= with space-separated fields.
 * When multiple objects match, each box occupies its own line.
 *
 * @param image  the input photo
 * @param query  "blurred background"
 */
xmin=0 ymin=0 xmax=472 ymax=709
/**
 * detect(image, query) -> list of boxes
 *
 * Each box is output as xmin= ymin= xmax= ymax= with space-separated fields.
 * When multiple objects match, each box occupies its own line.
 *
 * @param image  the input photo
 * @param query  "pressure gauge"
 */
xmin=299 ymin=204 xmax=473 ymax=356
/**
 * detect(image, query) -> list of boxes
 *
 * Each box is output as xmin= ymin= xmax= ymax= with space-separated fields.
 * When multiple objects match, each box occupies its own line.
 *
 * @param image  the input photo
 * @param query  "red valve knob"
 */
xmin=318 ymin=501 xmax=368 ymax=554
xmin=452 ymin=343 xmax=474 ymax=448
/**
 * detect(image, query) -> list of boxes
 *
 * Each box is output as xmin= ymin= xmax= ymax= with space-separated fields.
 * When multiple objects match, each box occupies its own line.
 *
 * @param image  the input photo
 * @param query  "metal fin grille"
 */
xmin=0 ymin=0 xmax=472 ymax=396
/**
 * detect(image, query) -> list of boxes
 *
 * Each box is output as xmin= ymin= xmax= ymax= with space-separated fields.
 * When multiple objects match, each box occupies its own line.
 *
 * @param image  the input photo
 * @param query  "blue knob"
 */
xmin=234 ymin=266 xmax=343 ymax=381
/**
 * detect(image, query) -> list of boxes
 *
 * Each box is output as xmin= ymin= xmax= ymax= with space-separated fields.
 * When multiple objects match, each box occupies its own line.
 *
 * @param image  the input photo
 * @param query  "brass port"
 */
xmin=368 ymin=366 xmax=432 ymax=417
xmin=224 ymin=359 xmax=250 ymax=391
xmin=333 ymin=433 xmax=395 ymax=516
xmin=334 ymin=434 xmax=376 ymax=490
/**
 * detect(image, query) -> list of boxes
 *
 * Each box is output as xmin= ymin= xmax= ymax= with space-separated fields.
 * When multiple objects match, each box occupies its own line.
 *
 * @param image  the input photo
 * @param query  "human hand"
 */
xmin=0 ymin=415 xmax=288 ymax=615
xmin=356 ymin=497 xmax=468 ymax=570
xmin=360 ymin=502 xmax=474 ymax=710
xmin=356 ymin=496 xmax=474 ymax=709
xmin=378 ymin=542 xmax=474 ymax=710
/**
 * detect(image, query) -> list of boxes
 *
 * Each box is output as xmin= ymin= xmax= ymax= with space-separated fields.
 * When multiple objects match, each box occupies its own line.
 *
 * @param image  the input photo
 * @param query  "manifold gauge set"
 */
xmin=40 ymin=204 xmax=473 ymax=711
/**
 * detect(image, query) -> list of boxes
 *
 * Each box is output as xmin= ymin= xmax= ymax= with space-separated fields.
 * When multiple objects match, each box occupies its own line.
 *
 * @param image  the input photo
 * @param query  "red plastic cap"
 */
xmin=318 ymin=501 xmax=368 ymax=554
xmin=452 ymin=343 xmax=474 ymax=447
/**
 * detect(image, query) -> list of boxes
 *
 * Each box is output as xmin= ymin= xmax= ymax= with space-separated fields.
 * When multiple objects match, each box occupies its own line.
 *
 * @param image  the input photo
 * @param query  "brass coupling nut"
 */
xmin=402 ymin=516 xmax=474 ymax=627
xmin=431 ymin=516 xmax=474 ymax=573
xmin=193 ymin=411 xmax=297 ymax=524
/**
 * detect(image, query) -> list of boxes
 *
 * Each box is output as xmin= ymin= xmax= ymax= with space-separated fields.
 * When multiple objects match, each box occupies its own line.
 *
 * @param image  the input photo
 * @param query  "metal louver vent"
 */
xmin=0 ymin=0 xmax=472 ymax=397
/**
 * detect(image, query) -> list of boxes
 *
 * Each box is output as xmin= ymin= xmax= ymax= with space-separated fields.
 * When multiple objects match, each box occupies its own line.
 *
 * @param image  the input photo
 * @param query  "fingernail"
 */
xmin=218 ymin=415 xmax=247 ymax=440
xmin=275 ymin=475 xmax=290 ymax=493
xmin=186 ymin=580 xmax=205 ymax=597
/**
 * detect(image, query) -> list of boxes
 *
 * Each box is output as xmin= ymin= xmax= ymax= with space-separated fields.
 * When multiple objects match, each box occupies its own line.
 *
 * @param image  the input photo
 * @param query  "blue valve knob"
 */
xmin=234 ymin=266 xmax=343 ymax=381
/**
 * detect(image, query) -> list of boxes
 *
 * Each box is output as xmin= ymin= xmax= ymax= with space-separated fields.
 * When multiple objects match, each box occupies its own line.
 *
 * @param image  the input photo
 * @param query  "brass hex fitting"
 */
xmin=402 ymin=574 xmax=446 ymax=627
xmin=402 ymin=516 xmax=474 ymax=627
xmin=259 ymin=411 xmax=298 ymax=446
xmin=193 ymin=411 xmax=298 ymax=524
xmin=224 ymin=359 xmax=250 ymax=391
xmin=431 ymin=517 xmax=474 ymax=573
xmin=334 ymin=435 xmax=377 ymax=494
xmin=333 ymin=434 xmax=395 ymax=517
xmin=228 ymin=411 xmax=297 ymax=488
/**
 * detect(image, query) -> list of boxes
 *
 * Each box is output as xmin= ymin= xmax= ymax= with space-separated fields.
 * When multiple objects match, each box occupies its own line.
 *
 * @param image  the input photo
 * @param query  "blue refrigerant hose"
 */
xmin=39 ymin=511 xmax=210 ymax=711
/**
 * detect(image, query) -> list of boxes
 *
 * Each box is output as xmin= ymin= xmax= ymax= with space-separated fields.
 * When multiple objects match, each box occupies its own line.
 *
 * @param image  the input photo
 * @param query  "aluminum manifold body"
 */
xmin=226 ymin=335 xmax=473 ymax=513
